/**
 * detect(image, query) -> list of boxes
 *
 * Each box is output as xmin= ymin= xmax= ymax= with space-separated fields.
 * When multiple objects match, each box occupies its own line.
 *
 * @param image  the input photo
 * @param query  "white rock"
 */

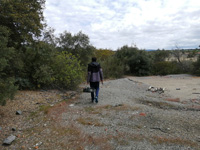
xmin=3 ymin=135 xmax=16 ymax=145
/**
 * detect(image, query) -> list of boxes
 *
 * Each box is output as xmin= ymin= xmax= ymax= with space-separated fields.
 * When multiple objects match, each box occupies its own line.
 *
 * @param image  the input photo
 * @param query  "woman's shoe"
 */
xmin=95 ymin=97 xmax=98 ymax=103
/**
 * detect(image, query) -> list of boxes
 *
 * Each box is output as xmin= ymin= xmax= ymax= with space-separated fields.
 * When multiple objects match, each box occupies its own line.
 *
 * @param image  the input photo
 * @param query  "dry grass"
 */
xmin=84 ymin=106 xmax=100 ymax=114
xmin=137 ymin=98 xmax=180 ymax=109
xmin=112 ymin=132 xmax=199 ymax=148
xmin=76 ymin=117 xmax=104 ymax=126
xmin=39 ymin=105 xmax=52 ymax=114
xmin=151 ymin=136 xmax=199 ymax=148
xmin=96 ymin=104 xmax=140 ymax=112
xmin=165 ymin=98 xmax=180 ymax=102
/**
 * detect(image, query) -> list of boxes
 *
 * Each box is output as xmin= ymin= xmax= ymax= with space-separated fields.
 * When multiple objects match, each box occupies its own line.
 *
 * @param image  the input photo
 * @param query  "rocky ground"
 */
xmin=0 ymin=75 xmax=200 ymax=150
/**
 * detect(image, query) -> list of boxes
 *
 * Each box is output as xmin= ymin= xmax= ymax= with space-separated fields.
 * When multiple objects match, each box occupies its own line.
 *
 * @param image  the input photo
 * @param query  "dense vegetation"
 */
xmin=0 ymin=0 xmax=200 ymax=105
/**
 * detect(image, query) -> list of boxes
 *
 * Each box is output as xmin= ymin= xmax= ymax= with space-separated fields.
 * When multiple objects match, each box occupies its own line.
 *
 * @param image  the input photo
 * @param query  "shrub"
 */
xmin=0 ymin=26 xmax=17 ymax=105
xmin=51 ymin=52 xmax=83 ymax=89
xmin=152 ymin=61 xmax=180 ymax=75
xmin=192 ymin=56 xmax=200 ymax=75
xmin=101 ymin=56 xmax=124 ymax=79
xmin=15 ymin=42 xmax=55 ymax=89
xmin=115 ymin=46 xmax=152 ymax=76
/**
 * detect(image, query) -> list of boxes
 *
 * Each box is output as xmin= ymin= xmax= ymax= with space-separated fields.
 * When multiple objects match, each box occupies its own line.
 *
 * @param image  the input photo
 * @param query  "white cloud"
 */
xmin=44 ymin=0 xmax=200 ymax=50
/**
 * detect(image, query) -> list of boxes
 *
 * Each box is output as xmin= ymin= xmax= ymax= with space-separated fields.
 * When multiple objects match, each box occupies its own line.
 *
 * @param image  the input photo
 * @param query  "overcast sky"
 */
xmin=44 ymin=0 xmax=200 ymax=50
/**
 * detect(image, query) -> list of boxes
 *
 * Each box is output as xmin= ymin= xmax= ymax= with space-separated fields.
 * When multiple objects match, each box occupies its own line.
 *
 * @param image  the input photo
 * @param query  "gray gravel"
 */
xmin=1 ymin=76 xmax=199 ymax=150
xmin=71 ymin=77 xmax=200 ymax=150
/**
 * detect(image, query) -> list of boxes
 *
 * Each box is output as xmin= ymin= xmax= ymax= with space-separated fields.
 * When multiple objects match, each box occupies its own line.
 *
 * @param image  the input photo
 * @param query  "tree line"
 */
xmin=0 ymin=0 xmax=95 ymax=105
xmin=1 ymin=0 xmax=200 ymax=105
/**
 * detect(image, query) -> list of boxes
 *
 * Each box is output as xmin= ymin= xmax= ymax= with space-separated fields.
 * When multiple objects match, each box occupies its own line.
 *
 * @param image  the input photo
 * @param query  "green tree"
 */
xmin=101 ymin=56 xmax=124 ymax=79
xmin=0 ymin=0 xmax=45 ymax=48
xmin=51 ymin=52 xmax=83 ymax=89
xmin=192 ymin=55 xmax=200 ymax=75
xmin=152 ymin=61 xmax=179 ymax=75
xmin=0 ymin=26 xmax=17 ymax=105
xmin=15 ymin=41 xmax=56 ymax=89
xmin=57 ymin=31 xmax=94 ymax=66
xmin=151 ymin=50 xmax=170 ymax=63
xmin=115 ymin=45 xmax=152 ymax=76
xmin=0 ymin=0 xmax=46 ymax=88
xmin=94 ymin=49 xmax=115 ymax=61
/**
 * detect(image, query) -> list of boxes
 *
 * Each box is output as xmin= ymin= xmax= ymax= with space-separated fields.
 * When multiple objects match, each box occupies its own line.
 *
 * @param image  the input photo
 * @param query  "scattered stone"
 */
xmin=132 ymin=111 xmax=139 ymax=115
xmin=114 ymin=104 xmax=123 ymax=107
xmin=69 ymin=104 xmax=75 ymax=107
xmin=197 ymin=136 xmax=200 ymax=142
xmin=16 ymin=110 xmax=22 ymax=115
xmin=148 ymin=86 xmax=165 ymax=94
xmin=150 ymin=127 xmax=168 ymax=133
xmin=35 ymin=141 xmax=43 ymax=146
xmin=34 ymin=141 xmax=43 ymax=149
xmin=12 ymin=128 xmax=16 ymax=131
xmin=3 ymin=135 xmax=16 ymax=145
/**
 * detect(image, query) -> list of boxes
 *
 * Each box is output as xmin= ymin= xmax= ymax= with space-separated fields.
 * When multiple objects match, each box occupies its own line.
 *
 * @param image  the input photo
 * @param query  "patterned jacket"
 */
xmin=87 ymin=62 xmax=103 ymax=82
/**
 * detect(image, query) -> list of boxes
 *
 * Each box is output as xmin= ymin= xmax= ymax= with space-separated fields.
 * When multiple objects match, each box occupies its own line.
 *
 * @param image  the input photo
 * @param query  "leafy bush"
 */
xmin=100 ymin=56 xmax=124 ymax=79
xmin=152 ymin=61 xmax=180 ymax=75
xmin=0 ymin=78 xmax=17 ymax=105
xmin=15 ymin=42 xmax=55 ymax=89
xmin=192 ymin=56 xmax=200 ymax=75
xmin=57 ymin=31 xmax=95 ymax=67
xmin=51 ymin=52 xmax=84 ymax=89
xmin=115 ymin=45 xmax=152 ymax=76
xmin=0 ymin=26 xmax=17 ymax=105
xmin=94 ymin=49 xmax=115 ymax=61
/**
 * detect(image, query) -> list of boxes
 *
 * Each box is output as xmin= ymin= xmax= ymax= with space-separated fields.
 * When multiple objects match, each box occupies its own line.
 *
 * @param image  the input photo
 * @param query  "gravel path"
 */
xmin=68 ymin=76 xmax=200 ymax=150
xmin=0 ymin=75 xmax=200 ymax=150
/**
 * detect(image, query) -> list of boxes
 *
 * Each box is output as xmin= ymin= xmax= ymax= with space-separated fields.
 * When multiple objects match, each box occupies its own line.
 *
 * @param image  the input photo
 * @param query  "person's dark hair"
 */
xmin=92 ymin=57 xmax=97 ymax=62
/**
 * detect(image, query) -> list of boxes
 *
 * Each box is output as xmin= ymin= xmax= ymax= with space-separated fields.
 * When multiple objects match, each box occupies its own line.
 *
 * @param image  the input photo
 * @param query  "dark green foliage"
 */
xmin=115 ymin=45 xmax=152 ymax=76
xmin=152 ymin=61 xmax=180 ymax=75
xmin=51 ymin=52 xmax=84 ymax=89
xmin=94 ymin=49 xmax=115 ymax=61
xmin=57 ymin=31 xmax=95 ymax=67
xmin=0 ymin=0 xmax=87 ymax=105
xmin=0 ymin=78 xmax=17 ymax=106
xmin=192 ymin=56 xmax=200 ymax=75
xmin=0 ymin=0 xmax=45 ymax=48
xmin=100 ymin=56 xmax=124 ymax=79
xmin=16 ymin=41 xmax=55 ymax=89
xmin=0 ymin=26 xmax=17 ymax=105
xmin=14 ymin=42 xmax=84 ymax=90
xmin=150 ymin=50 xmax=170 ymax=62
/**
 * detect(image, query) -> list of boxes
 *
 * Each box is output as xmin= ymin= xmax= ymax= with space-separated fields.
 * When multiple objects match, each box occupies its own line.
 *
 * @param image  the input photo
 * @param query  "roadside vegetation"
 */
xmin=1 ymin=0 xmax=200 ymax=105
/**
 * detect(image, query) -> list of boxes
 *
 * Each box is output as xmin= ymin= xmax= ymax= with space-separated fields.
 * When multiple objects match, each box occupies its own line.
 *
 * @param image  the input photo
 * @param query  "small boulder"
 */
xmin=12 ymin=128 xmax=16 ymax=131
xmin=16 ymin=110 xmax=22 ymax=115
xmin=3 ymin=135 xmax=16 ymax=145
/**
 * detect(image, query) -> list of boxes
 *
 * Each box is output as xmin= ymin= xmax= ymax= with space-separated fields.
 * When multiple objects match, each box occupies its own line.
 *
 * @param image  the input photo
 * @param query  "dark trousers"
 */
xmin=90 ymin=82 xmax=100 ymax=100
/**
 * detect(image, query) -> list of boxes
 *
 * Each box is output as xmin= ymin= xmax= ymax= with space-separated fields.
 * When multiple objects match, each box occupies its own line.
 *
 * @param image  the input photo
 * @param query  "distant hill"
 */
xmin=145 ymin=49 xmax=157 ymax=51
